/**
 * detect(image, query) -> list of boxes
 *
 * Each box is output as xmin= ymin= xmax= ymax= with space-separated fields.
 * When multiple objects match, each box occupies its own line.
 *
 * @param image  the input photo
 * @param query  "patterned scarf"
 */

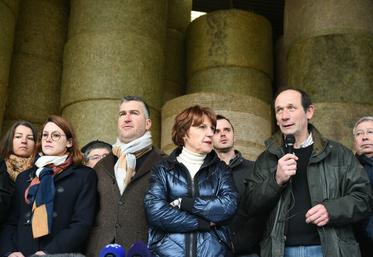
xmin=112 ymin=131 xmax=152 ymax=194
xmin=24 ymin=155 xmax=72 ymax=238
xmin=5 ymin=154 xmax=33 ymax=181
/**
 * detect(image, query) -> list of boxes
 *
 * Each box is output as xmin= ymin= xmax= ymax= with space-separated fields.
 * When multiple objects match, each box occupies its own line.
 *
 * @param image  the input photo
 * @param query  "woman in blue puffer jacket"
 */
xmin=145 ymin=105 xmax=239 ymax=257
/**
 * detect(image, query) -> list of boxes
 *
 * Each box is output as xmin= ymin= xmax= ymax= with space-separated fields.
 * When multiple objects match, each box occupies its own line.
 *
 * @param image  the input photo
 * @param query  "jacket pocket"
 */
xmin=338 ymin=238 xmax=360 ymax=257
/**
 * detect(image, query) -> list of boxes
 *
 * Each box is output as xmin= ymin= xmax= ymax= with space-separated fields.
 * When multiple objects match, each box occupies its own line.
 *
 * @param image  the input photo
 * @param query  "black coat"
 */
xmin=0 ymin=160 xmax=13 ymax=226
xmin=227 ymin=151 xmax=265 ymax=256
xmin=0 ymin=164 xmax=97 ymax=256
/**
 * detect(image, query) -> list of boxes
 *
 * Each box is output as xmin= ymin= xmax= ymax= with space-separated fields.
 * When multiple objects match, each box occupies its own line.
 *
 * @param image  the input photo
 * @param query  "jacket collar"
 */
xmin=265 ymin=123 xmax=330 ymax=162
xmin=229 ymin=150 xmax=244 ymax=169
xmin=356 ymin=154 xmax=373 ymax=167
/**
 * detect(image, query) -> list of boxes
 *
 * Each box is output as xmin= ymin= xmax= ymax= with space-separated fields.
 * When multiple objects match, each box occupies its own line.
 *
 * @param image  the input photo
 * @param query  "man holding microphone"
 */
xmin=243 ymin=88 xmax=373 ymax=257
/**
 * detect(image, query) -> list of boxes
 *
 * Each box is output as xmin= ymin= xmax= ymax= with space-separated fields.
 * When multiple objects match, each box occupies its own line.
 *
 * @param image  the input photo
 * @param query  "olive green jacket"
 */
xmin=244 ymin=124 xmax=373 ymax=257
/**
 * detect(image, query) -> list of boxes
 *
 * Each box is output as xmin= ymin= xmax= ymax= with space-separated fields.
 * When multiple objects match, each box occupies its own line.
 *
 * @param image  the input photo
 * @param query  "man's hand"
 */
xmin=8 ymin=252 xmax=24 ymax=257
xmin=275 ymin=153 xmax=298 ymax=185
xmin=306 ymin=204 xmax=330 ymax=227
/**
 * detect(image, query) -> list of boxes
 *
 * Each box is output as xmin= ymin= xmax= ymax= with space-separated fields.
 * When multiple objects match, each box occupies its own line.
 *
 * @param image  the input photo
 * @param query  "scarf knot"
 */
xmin=112 ymin=131 xmax=152 ymax=194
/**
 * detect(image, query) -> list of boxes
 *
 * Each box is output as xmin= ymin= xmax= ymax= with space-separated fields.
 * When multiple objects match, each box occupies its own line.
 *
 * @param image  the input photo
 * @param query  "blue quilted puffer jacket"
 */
xmin=145 ymin=148 xmax=239 ymax=257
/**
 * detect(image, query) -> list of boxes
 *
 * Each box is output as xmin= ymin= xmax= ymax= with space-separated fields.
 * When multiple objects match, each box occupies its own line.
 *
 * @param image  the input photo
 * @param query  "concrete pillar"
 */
xmin=2 ymin=0 xmax=68 ymax=132
xmin=61 ymin=0 xmax=167 ymax=146
xmin=0 ymin=0 xmax=19 ymax=133
xmin=162 ymin=93 xmax=272 ymax=160
xmin=162 ymin=0 xmax=191 ymax=104
xmin=285 ymin=0 xmax=373 ymax=148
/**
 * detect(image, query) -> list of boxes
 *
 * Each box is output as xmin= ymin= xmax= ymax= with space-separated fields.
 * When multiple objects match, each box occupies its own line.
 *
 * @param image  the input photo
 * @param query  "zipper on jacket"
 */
xmin=179 ymin=162 xmax=197 ymax=257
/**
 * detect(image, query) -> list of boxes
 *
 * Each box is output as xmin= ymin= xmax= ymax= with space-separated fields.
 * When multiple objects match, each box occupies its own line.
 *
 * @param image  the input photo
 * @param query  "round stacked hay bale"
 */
xmin=0 ymin=0 xmax=19 ymax=133
xmin=3 ymin=0 xmax=67 ymax=132
xmin=186 ymin=9 xmax=273 ymax=104
xmin=163 ymin=0 xmax=191 ymax=103
xmin=161 ymin=92 xmax=272 ymax=160
xmin=61 ymin=0 xmax=167 ymax=146
xmin=284 ymin=0 xmax=373 ymax=148
xmin=284 ymin=0 xmax=373 ymax=50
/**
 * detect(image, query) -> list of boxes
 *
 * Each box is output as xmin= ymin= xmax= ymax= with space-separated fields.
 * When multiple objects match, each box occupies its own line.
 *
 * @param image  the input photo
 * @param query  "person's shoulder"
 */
xmin=326 ymin=139 xmax=353 ymax=155
xmin=71 ymin=164 xmax=97 ymax=179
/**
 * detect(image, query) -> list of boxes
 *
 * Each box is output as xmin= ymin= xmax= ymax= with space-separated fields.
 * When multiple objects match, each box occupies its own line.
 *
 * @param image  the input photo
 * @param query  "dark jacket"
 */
xmin=145 ymin=148 xmax=239 ymax=257
xmin=355 ymin=154 xmax=373 ymax=257
xmin=85 ymin=147 xmax=165 ymax=257
xmin=0 ymin=160 xmax=13 ymax=226
xmin=228 ymin=151 xmax=264 ymax=256
xmin=0 ymin=164 xmax=97 ymax=256
xmin=244 ymin=124 xmax=373 ymax=257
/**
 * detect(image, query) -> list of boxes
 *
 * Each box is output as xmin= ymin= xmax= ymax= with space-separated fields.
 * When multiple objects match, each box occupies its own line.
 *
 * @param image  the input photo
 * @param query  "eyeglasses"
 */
xmin=42 ymin=131 xmax=66 ymax=141
xmin=354 ymin=129 xmax=373 ymax=138
xmin=87 ymin=154 xmax=108 ymax=161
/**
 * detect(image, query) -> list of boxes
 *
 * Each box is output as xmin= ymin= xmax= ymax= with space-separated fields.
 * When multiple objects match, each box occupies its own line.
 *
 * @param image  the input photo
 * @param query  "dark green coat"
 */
xmin=244 ymin=124 xmax=373 ymax=257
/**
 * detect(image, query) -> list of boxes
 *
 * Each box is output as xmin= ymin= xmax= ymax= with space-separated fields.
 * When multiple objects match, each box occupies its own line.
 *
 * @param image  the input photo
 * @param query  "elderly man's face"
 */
xmin=354 ymin=120 xmax=373 ymax=157
xmin=117 ymin=100 xmax=151 ymax=143
xmin=86 ymin=147 xmax=111 ymax=168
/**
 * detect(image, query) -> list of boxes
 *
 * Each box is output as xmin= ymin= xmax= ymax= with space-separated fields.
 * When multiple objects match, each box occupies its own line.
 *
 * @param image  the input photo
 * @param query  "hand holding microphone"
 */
xmin=275 ymin=134 xmax=298 ymax=185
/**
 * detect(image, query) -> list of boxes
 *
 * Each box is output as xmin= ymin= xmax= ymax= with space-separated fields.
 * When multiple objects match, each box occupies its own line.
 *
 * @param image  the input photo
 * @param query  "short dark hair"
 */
xmin=274 ymin=87 xmax=313 ymax=112
xmin=120 ymin=96 xmax=150 ymax=118
xmin=172 ymin=105 xmax=216 ymax=147
xmin=0 ymin=120 xmax=37 ymax=159
xmin=216 ymin=114 xmax=234 ymax=132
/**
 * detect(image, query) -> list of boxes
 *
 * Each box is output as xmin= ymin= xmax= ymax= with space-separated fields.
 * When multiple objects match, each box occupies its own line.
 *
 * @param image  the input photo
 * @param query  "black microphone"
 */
xmin=284 ymin=134 xmax=295 ymax=154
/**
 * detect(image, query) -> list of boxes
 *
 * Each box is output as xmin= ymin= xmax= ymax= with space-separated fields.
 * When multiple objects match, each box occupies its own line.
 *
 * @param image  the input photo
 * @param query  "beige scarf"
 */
xmin=5 ymin=154 xmax=33 ymax=181
xmin=112 ymin=131 xmax=152 ymax=194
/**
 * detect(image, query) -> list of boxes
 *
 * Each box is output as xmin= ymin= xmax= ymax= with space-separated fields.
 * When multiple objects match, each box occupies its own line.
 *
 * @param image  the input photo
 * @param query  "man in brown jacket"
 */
xmin=86 ymin=96 xmax=165 ymax=256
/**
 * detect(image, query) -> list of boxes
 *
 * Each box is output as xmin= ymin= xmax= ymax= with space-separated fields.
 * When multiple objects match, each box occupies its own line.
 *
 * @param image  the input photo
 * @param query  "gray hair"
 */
xmin=353 ymin=116 xmax=373 ymax=135
xmin=120 ymin=96 xmax=150 ymax=119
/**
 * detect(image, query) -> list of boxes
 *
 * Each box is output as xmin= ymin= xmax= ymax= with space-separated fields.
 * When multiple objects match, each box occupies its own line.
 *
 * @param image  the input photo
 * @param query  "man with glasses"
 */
xmin=81 ymin=140 xmax=112 ymax=168
xmin=86 ymin=96 xmax=165 ymax=256
xmin=353 ymin=116 xmax=373 ymax=257
xmin=243 ymin=88 xmax=373 ymax=257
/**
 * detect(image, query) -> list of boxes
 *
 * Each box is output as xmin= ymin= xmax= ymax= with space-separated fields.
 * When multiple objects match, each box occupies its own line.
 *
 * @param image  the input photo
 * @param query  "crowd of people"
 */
xmin=0 ymin=89 xmax=372 ymax=257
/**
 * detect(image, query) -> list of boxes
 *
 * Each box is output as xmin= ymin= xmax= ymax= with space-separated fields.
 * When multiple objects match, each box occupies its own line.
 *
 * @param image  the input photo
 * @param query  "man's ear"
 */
xmin=145 ymin=118 xmax=152 ymax=131
xmin=306 ymin=104 xmax=315 ymax=120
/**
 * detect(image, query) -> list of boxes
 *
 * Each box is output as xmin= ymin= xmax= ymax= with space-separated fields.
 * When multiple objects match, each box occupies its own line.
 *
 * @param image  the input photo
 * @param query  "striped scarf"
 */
xmin=24 ymin=155 xmax=72 ymax=238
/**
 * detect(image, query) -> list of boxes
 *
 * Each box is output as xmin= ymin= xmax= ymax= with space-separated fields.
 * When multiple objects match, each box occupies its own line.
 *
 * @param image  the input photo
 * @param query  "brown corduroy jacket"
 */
xmin=85 ymin=147 xmax=165 ymax=256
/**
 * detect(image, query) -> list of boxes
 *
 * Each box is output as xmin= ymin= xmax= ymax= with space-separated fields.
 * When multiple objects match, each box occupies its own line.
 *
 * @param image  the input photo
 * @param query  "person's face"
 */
xmin=117 ymin=100 xmax=151 ymax=143
xmin=12 ymin=125 xmax=35 ymax=158
xmin=41 ymin=122 xmax=72 ymax=156
xmin=183 ymin=115 xmax=215 ymax=154
xmin=85 ymin=147 xmax=111 ymax=168
xmin=213 ymin=119 xmax=234 ymax=152
xmin=354 ymin=120 xmax=373 ymax=157
xmin=274 ymin=90 xmax=314 ymax=142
